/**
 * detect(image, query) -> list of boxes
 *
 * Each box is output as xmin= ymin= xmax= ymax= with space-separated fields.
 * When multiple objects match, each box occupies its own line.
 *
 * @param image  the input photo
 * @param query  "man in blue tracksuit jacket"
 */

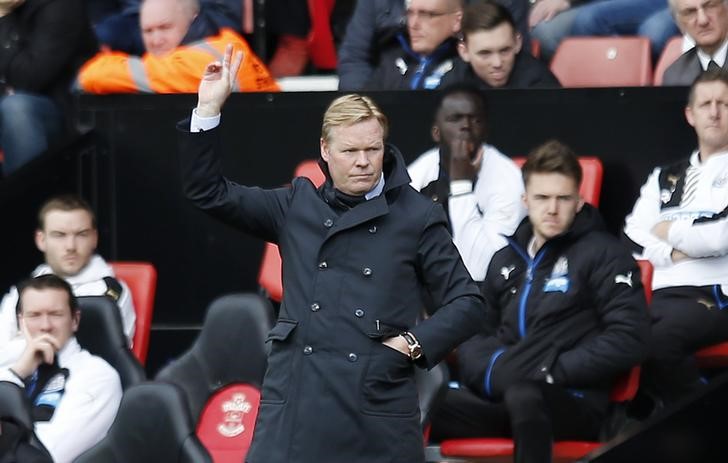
xmin=430 ymin=140 xmax=650 ymax=463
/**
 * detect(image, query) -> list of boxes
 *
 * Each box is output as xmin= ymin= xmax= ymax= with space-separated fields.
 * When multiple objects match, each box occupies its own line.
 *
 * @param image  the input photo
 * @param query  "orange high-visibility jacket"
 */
xmin=77 ymin=28 xmax=279 ymax=94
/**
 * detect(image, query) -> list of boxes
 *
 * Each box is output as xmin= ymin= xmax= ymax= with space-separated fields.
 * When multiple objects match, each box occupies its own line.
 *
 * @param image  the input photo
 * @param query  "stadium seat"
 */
xmin=653 ymin=36 xmax=684 ymax=86
xmin=695 ymin=341 xmax=728 ymax=368
xmin=428 ymin=261 xmax=652 ymax=463
xmin=258 ymin=159 xmax=325 ymax=303
xmin=550 ymin=37 xmax=652 ymax=87
xmin=0 ymin=381 xmax=52 ymax=459
xmin=76 ymin=296 xmax=146 ymax=390
xmin=110 ymin=261 xmax=157 ymax=365
xmin=156 ymin=293 xmax=273 ymax=463
xmin=74 ymin=383 xmax=212 ymax=463
xmin=511 ymin=156 xmax=604 ymax=206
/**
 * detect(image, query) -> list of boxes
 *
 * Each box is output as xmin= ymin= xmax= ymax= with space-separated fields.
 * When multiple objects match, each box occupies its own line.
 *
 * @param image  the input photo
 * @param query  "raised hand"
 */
xmin=197 ymin=43 xmax=244 ymax=117
xmin=12 ymin=328 xmax=60 ymax=378
xmin=448 ymin=137 xmax=483 ymax=182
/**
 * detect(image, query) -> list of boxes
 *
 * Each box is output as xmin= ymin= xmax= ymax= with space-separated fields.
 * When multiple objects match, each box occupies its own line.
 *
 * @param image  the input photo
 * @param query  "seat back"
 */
xmin=258 ymin=159 xmax=326 ymax=303
xmin=0 ymin=381 xmax=52 ymax=459
xmin=74 ymin=382 xmax=212 ymax=463
xmin=76 ymin=296 xmax=146 ymax=390
xmin=195 ymin=383 xmax=262 ymax=463
xmin=511 ymin=156 xmax=604 ymax=206
xmin=653 ymin=36 xmax=684 ymax=85
xmin=156 ymin=293 xmax=273 ymax=462
xmin=550 ymin=37 xmax=652 ymax=87
xmin=110 ymin=261 xmax=157 ymax=364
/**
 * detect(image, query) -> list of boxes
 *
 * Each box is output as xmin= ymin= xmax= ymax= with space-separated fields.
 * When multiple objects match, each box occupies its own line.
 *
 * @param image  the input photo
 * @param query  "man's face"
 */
xmin=432 ymin=92 xmax=486 ymax=150
xmin=35 ymin=209 xmax=98 ymax=278
xmin=524 ymin=172 xmax=583 ymax=247
xmin=407 ymin=0 xmax=462 ymax=55
xmin=140 ymin=0 xmax=196 ymax=56
xmin=320 ymin=118 xmax=385 ymax=196
xmin=673 ymin=0 xmax=728 ymax=52
xmin=19 ymin=288 xmax=79 ymax=350
xmin=458 ymin=23 xmax=521 ymax=88
xmin=686 ymin=80 xmax=728 ymax=156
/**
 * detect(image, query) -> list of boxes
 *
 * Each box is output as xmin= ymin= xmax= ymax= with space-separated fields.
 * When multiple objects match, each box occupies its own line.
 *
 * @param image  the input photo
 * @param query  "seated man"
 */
xmin=0 ymin=195 xmax=135 ymax=350
xmin=0 ymin=0 xmax=97 ymax=176
xmin=77 ymin=0 xmax=278 ymax=93
xmin=430 ymin=140 xmax=649 ymax=463
xmin=624 ymin=69 xmax=728 ymax=406
xmin=408 ymin=85 xmax=526 ymax=281
xmin=0 ymin=275 xmax=122 ymax=463
xmin=364 ymin=0 xmax=463 ymax=90
xmin=663 ymin=0 xmax=728 ymax=86
xmin=442 ymin=1 xmax=560 ymax=89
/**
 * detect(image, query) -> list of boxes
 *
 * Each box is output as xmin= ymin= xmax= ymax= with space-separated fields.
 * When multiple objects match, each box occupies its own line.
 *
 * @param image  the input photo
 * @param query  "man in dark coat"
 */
xmin=0 ymin=0 xmax=97 ymax=176
xmin=441 ymin=1 xmax=560 ymax=89
xmin=662 ymin=0 xmax=728 ymax=86
xmin=430 ymin=140 xmax=650 ymax=463
xmin=178 ymin=45 xmax=487 ymax=463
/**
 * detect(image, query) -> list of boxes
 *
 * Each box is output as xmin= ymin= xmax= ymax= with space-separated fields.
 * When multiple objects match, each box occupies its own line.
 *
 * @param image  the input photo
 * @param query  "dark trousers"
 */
xmin=430 ymin=382 xmax=604 ymax=463
xmin=642 ymin=285 xmax=728 ymax=404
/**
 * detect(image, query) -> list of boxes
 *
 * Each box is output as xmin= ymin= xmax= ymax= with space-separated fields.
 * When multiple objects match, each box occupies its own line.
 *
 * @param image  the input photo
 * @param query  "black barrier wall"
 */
xmin=0 ymin=88 xmax=697 ymax=371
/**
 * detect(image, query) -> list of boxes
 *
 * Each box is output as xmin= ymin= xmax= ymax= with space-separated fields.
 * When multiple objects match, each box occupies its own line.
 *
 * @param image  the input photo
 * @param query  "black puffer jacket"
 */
xmin=458 ymin=204 xmax=650 ymax=408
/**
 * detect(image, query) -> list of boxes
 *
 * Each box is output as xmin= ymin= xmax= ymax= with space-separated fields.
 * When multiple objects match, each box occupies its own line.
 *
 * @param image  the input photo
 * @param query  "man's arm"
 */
xmin=406 ymin=205 xmax=488 ymax=368
xmin=552 ymin=248 xmax=650 ymax=387
xmin=34 ymin=359 xmax=122 ymax=463
xmin=623 ymin=168 xmax=676 ymax=267
xmin=337 ymin=0 xmax=386 ymax=91
xmin=655 ymin=206 xmax=728 ymax=258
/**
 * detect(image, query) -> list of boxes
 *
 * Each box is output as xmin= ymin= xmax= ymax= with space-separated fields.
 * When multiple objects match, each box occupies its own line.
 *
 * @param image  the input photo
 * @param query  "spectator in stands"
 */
xmin=91 ymin=0 xmax=242 ymax=56
xmin=338 ymin=0 xmax=531 ymax=90
xmin=662 ymin=0 xmax=728 ymax=85
xmin=408 ymin=85 xmax=525 ymax=281
xmin=570 ymin=0 xmax=679 ymax=61
xmin=0 ymin=195 xmax=136 ymax=353
xmin=528 ymin=0 xmax=597 ymax=63
xmin=430 ymin=140 xmax=650 ymax=463
xmin=76 ymin=0 xmax=278 ymax=93
xmin=0 ymin=0 xmax=97 ymax=177
xmin=0 ymin=275 xmax=122 ymax=463
xmin=364 ymin=0 xmax=463 ymax=90
xmin=442 ymin=1 xmax=560 ymax=89
xmin=624 ymin=69 xmax=728 ymax=407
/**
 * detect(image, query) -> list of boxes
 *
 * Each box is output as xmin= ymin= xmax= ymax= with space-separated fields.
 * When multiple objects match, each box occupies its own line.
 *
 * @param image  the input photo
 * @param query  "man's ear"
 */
xmin=320 ymin=138 xmax=330 ymax=162
xmin=431 ymin=125 xmax=441 ymax=143
xmin=71 ymin=310 xmax=80 ymax=333
xmin=576 ymin=196 xmax=585 ymax=213
xmin=685 ymin=105 xmax=695 ymax=128
xmin=457 ymin=40 xmax=470 ymax=62
xmin=514 ymin=32 xmax=523 ymax=54
xmin=35 ymin=230 xmax=46 ymax=253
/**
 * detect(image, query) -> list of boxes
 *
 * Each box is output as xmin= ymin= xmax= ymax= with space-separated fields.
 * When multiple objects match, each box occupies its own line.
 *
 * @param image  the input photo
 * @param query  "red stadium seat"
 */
xmin=512 ymin=156 xmax=604 ymax=206
xmin=653 ymin=36 xmax=684 ymax=86
xmin=432 ymin=261 xmax=651 ymax=463
xmin=258 ymin=159 xmax=325 ymax=302
xmin=110 ymin=261 xmax=157 ymax=365
xmin=550 ymin=37 xmax=652 ymax=87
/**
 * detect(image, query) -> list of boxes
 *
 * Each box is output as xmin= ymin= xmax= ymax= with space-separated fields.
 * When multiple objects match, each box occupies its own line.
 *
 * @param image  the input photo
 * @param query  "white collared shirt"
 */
xmin=697 ymin=38 xmax=728 ymax=69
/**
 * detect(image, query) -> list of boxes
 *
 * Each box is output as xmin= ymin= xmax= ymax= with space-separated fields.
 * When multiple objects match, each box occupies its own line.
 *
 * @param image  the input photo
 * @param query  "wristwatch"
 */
xmin=400 ymin=331 xmax=423 ymax=361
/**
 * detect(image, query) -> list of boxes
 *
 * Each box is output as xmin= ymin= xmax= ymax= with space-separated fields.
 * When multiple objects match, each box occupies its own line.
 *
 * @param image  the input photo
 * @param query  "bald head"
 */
xmin=140 ymin=0 xmax=199 ymax=56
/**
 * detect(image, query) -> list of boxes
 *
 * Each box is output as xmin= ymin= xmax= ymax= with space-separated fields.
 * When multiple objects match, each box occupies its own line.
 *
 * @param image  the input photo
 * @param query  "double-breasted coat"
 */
xmin=178 ymin=122 xmax=487 ymax=463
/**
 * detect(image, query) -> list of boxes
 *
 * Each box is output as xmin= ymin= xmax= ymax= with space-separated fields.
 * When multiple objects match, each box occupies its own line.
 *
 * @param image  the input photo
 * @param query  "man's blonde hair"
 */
xmin=321 ymin=94 xmax=389 ymax=143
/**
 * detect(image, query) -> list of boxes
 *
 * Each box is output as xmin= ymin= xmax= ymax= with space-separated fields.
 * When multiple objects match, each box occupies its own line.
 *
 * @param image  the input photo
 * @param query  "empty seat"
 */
xmin=653 ymin=36 xmax=685 ymax=86
xmin=550 ymin=37 xmax=652 ymax=87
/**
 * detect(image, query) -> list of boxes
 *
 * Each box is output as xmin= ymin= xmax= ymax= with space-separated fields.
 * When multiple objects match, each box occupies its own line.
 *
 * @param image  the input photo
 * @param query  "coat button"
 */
xmin=348 ymin=353 xmax=358 ymax=362
xmin=303 ymin=346 xmax=313 ymax=355
xmin=362 ymin=267 xmax=372 ymax=277
xmin=323 ymin=218 xmax=333 ymax=228
xmin=510 ymin=287 xmax=517 ymax=294
xmin=368 ymin=225 xmax=377 ymax=234
xmin=432 ymin=194 xmax=439 ymax=202
xmin=318 ymin=261 xmax=328 ymax=269
xmin=310 ymin=302 xmax=320 ymax=312
xmin=354 ymin=308 xmax=365 ymax=318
